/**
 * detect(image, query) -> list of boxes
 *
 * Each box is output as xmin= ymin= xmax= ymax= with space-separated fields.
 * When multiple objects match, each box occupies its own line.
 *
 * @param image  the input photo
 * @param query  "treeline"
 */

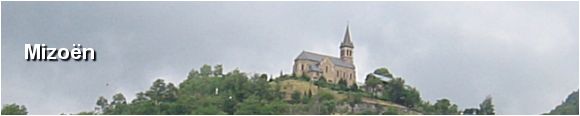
xmin=3 ymin=64 xmax=500 ymax=115
xmin=1 ymin=104 xmax=27 ymax=115
xmin=362 ymin=68 xmax=495 ymax=115
xmin=79 ymin=64 xmax=354 ymax=115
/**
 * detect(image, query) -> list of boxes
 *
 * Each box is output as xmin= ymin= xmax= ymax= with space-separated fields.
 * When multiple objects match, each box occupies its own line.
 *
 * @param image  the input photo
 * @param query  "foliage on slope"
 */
xmin=545 ymin=90 xmax=579 ymax=115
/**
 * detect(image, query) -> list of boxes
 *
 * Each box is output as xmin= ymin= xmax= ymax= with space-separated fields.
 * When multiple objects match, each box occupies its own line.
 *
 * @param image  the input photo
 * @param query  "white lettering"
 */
xmin=24 ymin=44 xmax=96 ymax=61
xmin=47 ymin=48 xmax=57 ymax=60
xmin=57 ymin=48 xmax=69 ymax=59
xmin=24 ymin=44 xmax=40 ymax=60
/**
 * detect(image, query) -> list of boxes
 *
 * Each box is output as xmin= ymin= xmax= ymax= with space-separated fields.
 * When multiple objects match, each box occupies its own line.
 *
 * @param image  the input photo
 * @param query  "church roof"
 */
xmin=295 ymin=51 xmax=355 ymax=69
xmin=309 ymin=65 xmax=322 ymax=72
xmin=340 ymin=25 xmax=354 ymax=48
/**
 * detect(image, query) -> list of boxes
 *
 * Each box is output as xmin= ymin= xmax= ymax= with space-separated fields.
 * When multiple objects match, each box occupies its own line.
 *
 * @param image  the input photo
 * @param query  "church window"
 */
xmin=301 ymin=64 xmax=304 ymax=70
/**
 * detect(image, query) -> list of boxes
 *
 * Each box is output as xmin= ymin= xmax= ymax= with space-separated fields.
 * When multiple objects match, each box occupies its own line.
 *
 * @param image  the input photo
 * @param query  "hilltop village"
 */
xmin=54 ymin=26 xmax=499 ymax=115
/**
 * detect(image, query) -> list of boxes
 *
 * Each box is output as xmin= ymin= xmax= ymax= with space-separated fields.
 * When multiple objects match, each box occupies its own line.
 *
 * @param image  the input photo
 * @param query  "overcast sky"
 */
xmin=2 ymin=1 xmax=578 ymax=115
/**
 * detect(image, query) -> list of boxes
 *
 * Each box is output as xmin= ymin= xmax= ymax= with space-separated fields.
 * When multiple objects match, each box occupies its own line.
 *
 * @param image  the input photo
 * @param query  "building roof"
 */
xmin=340 ymin=25 xmax=354 ymax=48
xmin=372 ymin=73 xmax=392 ymax=82
xmin=295 ymin=51 xmax=355 ymax=69
xmin=309 ymin=65 xmax=322 ymax=72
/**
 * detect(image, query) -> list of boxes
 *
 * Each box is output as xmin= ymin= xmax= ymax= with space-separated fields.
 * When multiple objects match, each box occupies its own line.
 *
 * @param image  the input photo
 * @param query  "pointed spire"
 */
xmin=340 ymin=24 xmax=354 ymax=48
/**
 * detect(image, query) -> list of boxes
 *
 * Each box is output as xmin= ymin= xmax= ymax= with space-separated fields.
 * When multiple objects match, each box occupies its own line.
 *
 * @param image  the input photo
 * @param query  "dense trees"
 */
xmin=462 ymin=108 xmax=480 ymax=115
xmin=84 ymin=64 xmax=345 ymax=115
xmin=432 ymin=99 xmax=459 ymax=115
xmin=363 ymin=68 xmax=422 ymax=109
xmin=1 ymin=104 xmax=27 ymax=115
xmin=363 ymin=67 xmax=484 ymax=115
xmin=77 ymin=65 xmax=495 ymax=115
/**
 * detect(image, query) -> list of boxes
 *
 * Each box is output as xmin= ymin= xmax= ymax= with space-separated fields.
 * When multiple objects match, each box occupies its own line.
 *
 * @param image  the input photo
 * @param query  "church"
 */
xmin=293 ymin=25 xmax=356 ymax=85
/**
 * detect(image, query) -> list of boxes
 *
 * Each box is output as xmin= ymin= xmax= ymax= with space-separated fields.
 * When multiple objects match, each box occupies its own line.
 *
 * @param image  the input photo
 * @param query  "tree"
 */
xmin=107 ymin=93 xmax=130 ymax=115
xmin=462 ymin=108 xmax=480 ymax=115
xmin=350 ymin=83 xmax=359 ymax=91
xmin=402 ymin=87 xmax=421 ymax=108
xmin=146 ymin=79 xmax=167 ymax=103
xmin=200 ymin=64 xmax=212 ymax=77
xmin=1 ymin=104 xmax=27 ymax=115
xmin=387 ymin=77 xmax=406 ymax=105
xmin=259 ymin=74 xmax=268 ymax=82
xmin=415 ymin=101 xmax=436 ymax=114
xmin=433 ymin=99 xmax=459 ymax=115
xmin=112 ymin=93 xmax=127 ymax=105
xmin=213 ymin=64 xmax=223 ymax=77
xmin=132 ymin=92 xmax=149 ymax=103
xmin=163 ymin=83 xmax=179 ymax=102
xmin=96 ymin=96 xmax=109 ymax=113
xmin=337 ymin=78 xmax=348 ymax=91
xmin=186 ymin=68 xmax=200 ymax=79
xmin=478 ymin=96 xmax=495 ymax=115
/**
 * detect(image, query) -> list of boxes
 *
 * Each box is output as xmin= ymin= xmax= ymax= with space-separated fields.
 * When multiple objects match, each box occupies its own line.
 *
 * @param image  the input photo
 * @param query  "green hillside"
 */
xmin=545 ymin=90 xmax=579 ymax=115
xmin=277 ymin=79 xmax=421 ymax=114
xmin=2 ymin=64 xmax=496 ymax=115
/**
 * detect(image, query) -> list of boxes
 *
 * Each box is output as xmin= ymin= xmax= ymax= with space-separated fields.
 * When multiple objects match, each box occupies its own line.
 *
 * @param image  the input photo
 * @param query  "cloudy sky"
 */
xmin=2 ymin=1 xmax=578 ymax=115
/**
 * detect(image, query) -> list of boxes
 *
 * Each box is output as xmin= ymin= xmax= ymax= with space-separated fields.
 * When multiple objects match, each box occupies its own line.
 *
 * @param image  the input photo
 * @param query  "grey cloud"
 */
xmin=2 ymin=1 xmax=577 ymax=114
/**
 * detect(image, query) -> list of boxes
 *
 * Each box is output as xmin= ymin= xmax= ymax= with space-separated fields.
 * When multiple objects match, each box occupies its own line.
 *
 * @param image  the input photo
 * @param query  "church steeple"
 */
xmin=340 ymin=25 xmax=354 ymax=48
xmin=340 ymin=24 xmax=354 ymax=64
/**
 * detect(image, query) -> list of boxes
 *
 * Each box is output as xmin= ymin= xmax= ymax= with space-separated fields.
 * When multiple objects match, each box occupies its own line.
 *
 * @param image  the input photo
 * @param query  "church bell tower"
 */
xmin=340 ymin=25 xmax=354 ymax=64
